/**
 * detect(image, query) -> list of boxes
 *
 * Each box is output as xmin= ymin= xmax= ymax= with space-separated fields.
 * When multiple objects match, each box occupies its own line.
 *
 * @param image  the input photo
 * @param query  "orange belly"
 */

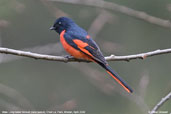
xmin=60 ymin=30 xmax=92 ymax=61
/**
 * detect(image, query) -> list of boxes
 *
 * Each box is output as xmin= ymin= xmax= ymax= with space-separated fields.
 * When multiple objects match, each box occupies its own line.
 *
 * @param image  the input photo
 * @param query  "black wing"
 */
xmin=64 ymin=32 xmax=107 ymax=64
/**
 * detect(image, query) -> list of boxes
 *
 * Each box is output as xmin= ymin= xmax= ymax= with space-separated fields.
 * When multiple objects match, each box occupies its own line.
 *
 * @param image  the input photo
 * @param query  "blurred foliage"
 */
xmin=0 ymin=0 xmax=171 ymax=114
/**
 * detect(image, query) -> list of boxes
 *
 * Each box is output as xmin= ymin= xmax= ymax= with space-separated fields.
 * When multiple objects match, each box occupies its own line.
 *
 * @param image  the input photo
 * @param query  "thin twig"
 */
xmin=0 ymin=83 xmax=34 ymax=110
xmin=49 ymin=0 xmax=171 ymax=29
xmin=0 ymin=47 xmax=171 ymax=62
xmin=41 ymin=0 xmax=68 ymax=18
xmin=88 ymin=10 xmax=114 ymax=38
xmin=149 ymin=92 xmax=171 ymax=114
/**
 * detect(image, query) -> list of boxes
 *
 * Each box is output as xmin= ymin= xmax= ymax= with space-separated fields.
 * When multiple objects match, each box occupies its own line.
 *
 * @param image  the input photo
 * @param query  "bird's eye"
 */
xmin=58 ymin=21 xmax=62 ymax=24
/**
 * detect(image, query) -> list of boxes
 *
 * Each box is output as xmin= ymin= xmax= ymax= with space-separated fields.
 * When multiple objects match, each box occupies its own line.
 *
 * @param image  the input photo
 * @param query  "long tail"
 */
xmin=97 ymin=61 xmax=133 ymax=93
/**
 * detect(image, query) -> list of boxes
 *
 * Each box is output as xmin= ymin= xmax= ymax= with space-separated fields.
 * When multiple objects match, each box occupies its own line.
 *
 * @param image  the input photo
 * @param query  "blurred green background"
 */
xmin=0 ymin=0 xmax=171 ymax=114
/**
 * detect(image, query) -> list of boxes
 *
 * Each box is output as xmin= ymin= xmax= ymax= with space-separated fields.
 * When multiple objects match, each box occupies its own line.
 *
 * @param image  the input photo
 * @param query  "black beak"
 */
xmin=50 ymin=26 xmax=55 ymax=30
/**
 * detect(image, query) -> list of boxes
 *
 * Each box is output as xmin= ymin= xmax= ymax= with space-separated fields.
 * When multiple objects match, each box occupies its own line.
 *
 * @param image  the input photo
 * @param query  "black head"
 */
xmin=50 ymin=17 xmax=75 ymax=34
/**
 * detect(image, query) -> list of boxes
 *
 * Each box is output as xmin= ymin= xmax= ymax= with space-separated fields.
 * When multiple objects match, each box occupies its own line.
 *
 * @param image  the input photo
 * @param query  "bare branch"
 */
xmin=49 ymin=0 xmax=171 ymax=29
xmin=105 ymin=48 xmax=171 ymax=62
xmin=149 ymin=92 xmax=171 ymax=114
xmin=0 ymin=47 xmax=171 ymax=62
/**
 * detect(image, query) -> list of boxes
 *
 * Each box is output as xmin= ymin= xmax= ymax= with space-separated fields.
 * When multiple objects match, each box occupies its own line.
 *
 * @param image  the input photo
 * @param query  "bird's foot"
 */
xmin=64 ymin=55 xmax=74 ymax=59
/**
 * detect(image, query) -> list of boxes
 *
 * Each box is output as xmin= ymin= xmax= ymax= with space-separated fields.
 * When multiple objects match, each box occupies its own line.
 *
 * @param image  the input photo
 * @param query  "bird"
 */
xmin=50 ymin=17 xmax=133 ymax=93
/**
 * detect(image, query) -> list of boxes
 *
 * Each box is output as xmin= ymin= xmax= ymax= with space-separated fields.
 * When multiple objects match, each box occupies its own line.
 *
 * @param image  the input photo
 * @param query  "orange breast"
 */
xmin=60 ymin=30 xmax=92 ymax=61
